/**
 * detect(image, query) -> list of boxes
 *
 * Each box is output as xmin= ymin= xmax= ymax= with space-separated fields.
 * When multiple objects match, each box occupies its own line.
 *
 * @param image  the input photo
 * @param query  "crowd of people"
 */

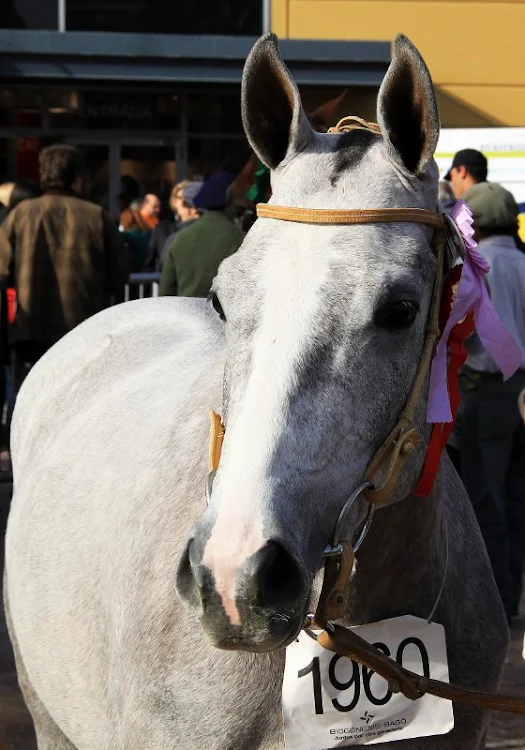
xmin=115 ymin=172 xmax=247 ymax=295
xmin=0 ymin=144 xmax=267 ymax=353
xmin=115 ymin=169 xmax=265 ymax=279
xmin=0 ymin=143 xmax=268 ymax=447
xmin=0 ymin=141 xmax=525 ymax=625
xmin=438 ymin=148 xmax=525 ymax=624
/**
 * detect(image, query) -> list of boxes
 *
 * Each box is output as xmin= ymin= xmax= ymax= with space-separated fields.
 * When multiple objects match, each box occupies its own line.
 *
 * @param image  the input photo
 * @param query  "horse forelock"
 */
xmin=329 ymin=128 xmax=381 ymax=186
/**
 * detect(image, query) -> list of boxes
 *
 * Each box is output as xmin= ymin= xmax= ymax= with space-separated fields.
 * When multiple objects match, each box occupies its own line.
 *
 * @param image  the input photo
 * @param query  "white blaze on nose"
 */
xmin=202 ymin=229 xmax=329 ymax=626
xmin=202 ymin=511 xmax=266 ymax=626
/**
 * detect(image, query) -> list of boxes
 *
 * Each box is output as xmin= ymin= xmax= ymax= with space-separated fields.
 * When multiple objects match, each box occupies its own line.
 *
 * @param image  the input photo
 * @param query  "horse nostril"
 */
xmin=256 ymin=541 xmax=307 ymax=613
xmin=176 ymin=539 xmax=202 ymax=610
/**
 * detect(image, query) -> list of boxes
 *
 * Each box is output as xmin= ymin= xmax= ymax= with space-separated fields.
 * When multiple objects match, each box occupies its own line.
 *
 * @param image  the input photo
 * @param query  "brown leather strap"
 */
xmin=256 ymin=205 xmax=445 ymax=229
xmin=318 ymin=624 xmax=525 ymax=715
xmin=209 ymin=410 xmax=225 ymax=473
xmin=363 ymin=427 xmax=420 ymax=504
xmin=314 ymin=545 xmax=355 ymax=628
xmin=363 ymin=230 xmax=446 ymax=504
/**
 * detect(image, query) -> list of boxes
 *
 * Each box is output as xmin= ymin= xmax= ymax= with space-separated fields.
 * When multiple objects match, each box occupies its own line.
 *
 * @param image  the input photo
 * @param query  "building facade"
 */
xmin=0 ymin=0 xmax=389 ymax=217
xmin=2 ymin=0 xmax=522 ymax=218
xmin=271 ymin=0 xmax=525 ymax=128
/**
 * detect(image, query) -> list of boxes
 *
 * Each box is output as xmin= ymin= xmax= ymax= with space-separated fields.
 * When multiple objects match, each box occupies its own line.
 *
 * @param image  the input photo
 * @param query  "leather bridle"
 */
xmin=204 ymin=117 xmax=525 ymax=715
xmin=252 ymin=204 xmax=447 ymax=626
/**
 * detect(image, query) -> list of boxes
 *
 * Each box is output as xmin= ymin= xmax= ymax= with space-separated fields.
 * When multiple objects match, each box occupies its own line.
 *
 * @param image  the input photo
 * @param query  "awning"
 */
xmin=0 ymin=30 xmax=390 ymax=87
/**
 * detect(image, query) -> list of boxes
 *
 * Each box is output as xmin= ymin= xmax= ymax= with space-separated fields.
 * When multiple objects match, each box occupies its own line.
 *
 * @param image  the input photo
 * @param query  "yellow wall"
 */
xmin=272 ymin=0 xmax=525 ymax=127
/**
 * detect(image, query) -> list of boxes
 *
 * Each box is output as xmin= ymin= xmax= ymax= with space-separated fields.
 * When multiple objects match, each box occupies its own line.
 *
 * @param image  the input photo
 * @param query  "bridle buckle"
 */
xmin=312 ymin=481 xmax=374 ymax=628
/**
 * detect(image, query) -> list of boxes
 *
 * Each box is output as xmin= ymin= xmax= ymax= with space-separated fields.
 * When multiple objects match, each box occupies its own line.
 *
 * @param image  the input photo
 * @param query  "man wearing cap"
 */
xmin=445 ymin=148 xmax=488 ymax=201
xmin=160 ymin=172 xmax=244 ymax=298
xmin=457 ymin=181 xmax=525 ymax=622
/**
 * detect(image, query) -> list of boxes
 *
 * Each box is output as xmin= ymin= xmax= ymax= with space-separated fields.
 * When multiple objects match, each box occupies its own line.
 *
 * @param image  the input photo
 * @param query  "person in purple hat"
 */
xmin=150 ymin=181 xmax=202 ymax=271
xmin=159 ymin=172 xmax=244 ymax=297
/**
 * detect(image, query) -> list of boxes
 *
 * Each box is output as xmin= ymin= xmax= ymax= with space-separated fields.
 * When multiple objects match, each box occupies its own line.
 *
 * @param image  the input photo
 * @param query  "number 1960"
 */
xmin=298 ymin=638 xmax=430 ymax=715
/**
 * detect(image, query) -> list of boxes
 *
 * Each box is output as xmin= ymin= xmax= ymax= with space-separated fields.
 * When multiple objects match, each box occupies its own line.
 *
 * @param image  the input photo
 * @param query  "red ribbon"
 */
xmin=414 ymin=266 xmax=474 ymax=497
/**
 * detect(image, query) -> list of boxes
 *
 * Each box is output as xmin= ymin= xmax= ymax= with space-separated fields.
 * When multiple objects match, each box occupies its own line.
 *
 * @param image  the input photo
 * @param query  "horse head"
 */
xmin=177 ymin=32 xmax=441 ymax=651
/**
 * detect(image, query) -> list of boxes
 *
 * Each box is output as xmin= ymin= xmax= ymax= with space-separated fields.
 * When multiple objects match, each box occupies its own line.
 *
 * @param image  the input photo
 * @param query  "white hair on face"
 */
xmin=202 ymin=226 xmax=330 ymax=624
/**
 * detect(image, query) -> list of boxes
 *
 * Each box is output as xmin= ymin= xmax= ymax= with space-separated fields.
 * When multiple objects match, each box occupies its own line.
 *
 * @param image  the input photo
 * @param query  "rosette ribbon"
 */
xmin=415 ymin=200 xmax=522 ymax=497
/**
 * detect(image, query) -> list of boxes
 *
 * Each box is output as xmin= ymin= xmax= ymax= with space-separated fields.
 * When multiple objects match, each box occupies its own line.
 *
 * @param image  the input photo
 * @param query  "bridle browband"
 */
xmin=256 ymin=204 xmax=444 ymax=229
xmin=205 ymin=117 xmax=525 ymax=715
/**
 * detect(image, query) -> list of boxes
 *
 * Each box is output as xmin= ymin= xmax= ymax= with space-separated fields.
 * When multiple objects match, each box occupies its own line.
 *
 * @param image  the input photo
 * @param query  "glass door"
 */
xmin=62 ymin=136 xmax=111 ymax=211
xmin=64 ymin=136 xmax=179 ymax=222
xmin=120 ymin=142 xmax=177 ymax=211
xmin=74 ymin=143 xmax=109 ymax=209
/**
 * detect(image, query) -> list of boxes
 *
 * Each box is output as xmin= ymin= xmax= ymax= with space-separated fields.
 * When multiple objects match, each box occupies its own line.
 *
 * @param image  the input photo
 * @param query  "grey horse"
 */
xmin=4 ymin=33 xmax=507 ymax=750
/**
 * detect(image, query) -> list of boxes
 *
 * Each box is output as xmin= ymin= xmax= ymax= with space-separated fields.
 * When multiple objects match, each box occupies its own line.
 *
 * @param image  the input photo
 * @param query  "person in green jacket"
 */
xmin=160 ymin=174 xmax=244 ymax=298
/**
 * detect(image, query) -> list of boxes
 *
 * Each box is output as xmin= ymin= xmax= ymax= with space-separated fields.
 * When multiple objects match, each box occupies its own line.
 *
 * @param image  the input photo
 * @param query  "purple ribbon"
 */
xmin=426 ymin=200 xmax=522 ymax=424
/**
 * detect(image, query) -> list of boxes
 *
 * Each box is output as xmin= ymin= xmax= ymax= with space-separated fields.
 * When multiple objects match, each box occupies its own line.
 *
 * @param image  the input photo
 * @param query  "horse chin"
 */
xmin=199 ymin=606 xmax=306 ymax=653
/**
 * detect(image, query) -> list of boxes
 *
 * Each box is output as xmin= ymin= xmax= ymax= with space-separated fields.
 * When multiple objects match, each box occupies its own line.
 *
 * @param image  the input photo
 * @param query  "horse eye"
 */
xmin=209 ymin=292 xmax=226 ymax=321
xmin=376 ymin=300 xmax=418 ymax=330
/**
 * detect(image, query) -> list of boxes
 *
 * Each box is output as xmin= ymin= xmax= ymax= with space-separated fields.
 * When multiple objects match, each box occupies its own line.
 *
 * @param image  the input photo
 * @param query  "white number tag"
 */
xmin=282 ymin=615 xmax=454 ymax=747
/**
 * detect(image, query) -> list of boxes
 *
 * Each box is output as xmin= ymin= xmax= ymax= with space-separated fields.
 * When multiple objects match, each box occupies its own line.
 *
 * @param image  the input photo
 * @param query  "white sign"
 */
xmin=282 ymin=616 xmax=454 ymax=748
xmin=436 ymin=128 xmax=525 ymax=206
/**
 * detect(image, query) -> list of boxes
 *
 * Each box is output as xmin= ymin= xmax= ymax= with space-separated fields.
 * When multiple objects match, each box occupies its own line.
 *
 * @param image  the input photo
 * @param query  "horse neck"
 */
xmin=345 ymin=483 xmax=445 ymax=625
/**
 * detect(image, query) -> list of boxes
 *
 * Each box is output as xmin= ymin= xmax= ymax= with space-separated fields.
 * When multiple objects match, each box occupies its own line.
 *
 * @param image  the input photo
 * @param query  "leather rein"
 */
xmin=206 ymin=117 xmax=525 ymax=715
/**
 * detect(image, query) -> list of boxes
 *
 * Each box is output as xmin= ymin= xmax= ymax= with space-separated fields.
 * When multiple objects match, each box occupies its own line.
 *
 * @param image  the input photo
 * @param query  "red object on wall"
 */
xmin=15 ymin=138 xmax=40 ymax=182
xmin=13 ymin=111 xmax=40 ymax=182
xmin=7 ymin=289 xmax=16 ymax=325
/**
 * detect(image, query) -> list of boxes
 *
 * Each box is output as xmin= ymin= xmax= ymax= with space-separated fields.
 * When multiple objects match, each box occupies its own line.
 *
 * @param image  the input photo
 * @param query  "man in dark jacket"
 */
xmin=0 ymin=144 xmax=129 ymax=365
xmin=160 ymin=173 xmax=243 ymax=297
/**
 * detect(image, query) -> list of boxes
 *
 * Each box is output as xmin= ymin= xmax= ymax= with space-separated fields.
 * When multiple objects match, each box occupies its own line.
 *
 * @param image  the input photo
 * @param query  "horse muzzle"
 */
xmin=176 ymin=533 xmax=310 ymax=651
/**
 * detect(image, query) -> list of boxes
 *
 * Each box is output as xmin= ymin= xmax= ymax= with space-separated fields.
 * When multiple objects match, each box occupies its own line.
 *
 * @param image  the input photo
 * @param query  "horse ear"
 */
xmin=377 ymin=34 xmax=440 ymax=176
xmin=242 ymin=33 xmax=313 ymax=169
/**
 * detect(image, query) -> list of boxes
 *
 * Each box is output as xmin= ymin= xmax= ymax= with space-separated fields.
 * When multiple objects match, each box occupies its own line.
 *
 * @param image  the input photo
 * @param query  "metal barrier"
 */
xmin=124 ymin=273 xmax=161 ymax=302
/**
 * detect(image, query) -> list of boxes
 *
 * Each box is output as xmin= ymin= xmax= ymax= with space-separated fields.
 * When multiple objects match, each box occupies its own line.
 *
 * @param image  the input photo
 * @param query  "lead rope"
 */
xmin=327 ymin=116 xmax=382 ymax=136
xmin=316 ymin=613 xmax=525 ymax=714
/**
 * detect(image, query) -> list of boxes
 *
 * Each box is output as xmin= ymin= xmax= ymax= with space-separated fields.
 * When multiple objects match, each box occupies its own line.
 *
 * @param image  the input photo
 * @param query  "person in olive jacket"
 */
xmin=159 ymin=173 xmax=244 ymax=298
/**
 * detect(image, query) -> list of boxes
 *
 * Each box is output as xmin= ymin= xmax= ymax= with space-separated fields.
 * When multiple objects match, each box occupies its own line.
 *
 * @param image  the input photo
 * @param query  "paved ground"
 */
xmin=486 ymin=617 xmax=525 ymax=749
xmin=0 ymin=483 xmax=524 ymax=749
